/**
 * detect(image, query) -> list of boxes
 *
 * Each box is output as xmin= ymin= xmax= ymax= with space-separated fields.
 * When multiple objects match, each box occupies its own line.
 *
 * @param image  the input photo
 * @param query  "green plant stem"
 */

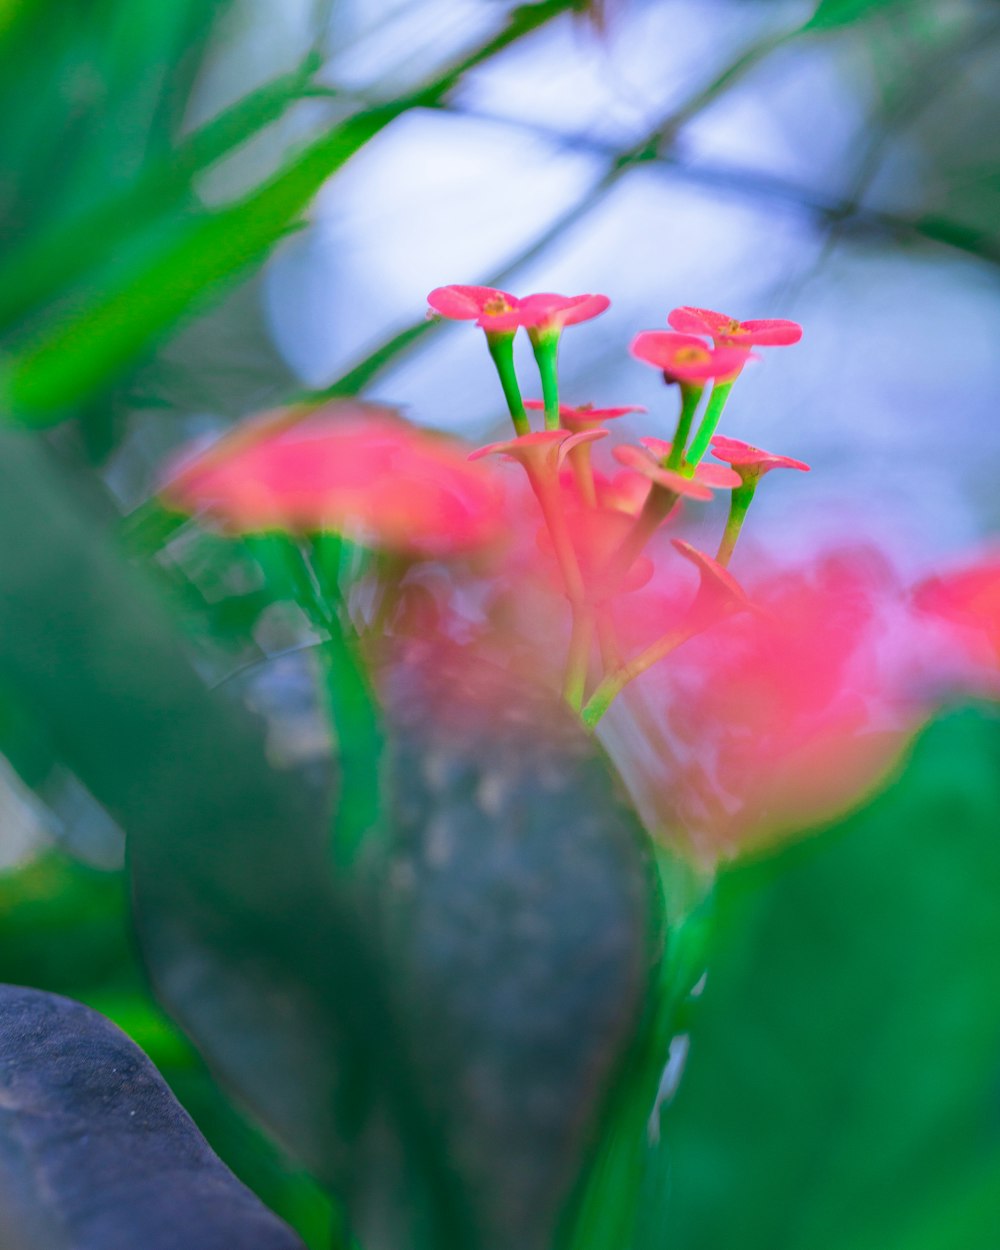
xmin=685 ymin=378 xmax=735 ymax=468
xmin=715 ymin=482 xmax=756 ymax=567
xmin=664 ymin=383 xmax=703 ymax=469
xmin=486 ymin=331 xmax=529 ymax=434
xmin=531 ymin=331 xmax=562 ymax=430
xmin=250 ymin=533 xmax=382 ymax=869
xmin=564 ymin=611 xmax=594 ymax=711
xmin=581 ymin=624 xmax=695 ymax=729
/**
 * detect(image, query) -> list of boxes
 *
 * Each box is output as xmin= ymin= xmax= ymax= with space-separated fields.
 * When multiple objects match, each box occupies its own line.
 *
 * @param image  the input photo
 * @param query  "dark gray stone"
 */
xmin=0 ymin=985 xmax=305 ymax=1250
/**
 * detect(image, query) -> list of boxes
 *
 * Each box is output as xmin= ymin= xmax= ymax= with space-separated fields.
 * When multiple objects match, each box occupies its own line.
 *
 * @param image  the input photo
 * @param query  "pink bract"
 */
xmin=470 ymin=428 xmax=607 ymax=478
xmin=427 ymin=284 xmax=525 ymax=332
xmin=630 ymin=331 xmax=754 ymax=382
xmin=161 ymin=404 xmax=505 ymax=558
xmin=672 ymin=538 xmax=749 ymax=611
xmin=668 ymin=306 xmax=803 ymax=347
xmin=710 ymin=435 xmax=810 ymax=480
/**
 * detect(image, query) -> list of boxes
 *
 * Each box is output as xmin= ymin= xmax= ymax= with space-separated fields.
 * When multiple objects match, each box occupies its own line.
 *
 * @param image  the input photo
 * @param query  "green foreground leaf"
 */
xmin=651 ymin=706 xmax=1000 ymax=1250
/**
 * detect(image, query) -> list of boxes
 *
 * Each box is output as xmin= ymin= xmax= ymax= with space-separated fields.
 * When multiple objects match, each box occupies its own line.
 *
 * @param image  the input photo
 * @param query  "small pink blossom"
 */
xmin=710 ymin=435 xmax=810 ymax=484
xmin=470 ymin=428 xmax=607 ymax=479
xmin=668 ymin=306 xmax=803 ymax=347
xmin=630 ymin=331 xmax=754 ymax=383
xmin=672 ymin=538 xmax=749 ymax=618
xmin=515 ymin=292 xmax=610 ymax=334
xmin=428 ymin=286 xmax=609 ymax=334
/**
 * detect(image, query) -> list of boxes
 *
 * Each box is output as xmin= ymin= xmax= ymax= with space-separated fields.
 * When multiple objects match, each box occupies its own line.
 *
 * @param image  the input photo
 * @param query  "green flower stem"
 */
xmin=581 ymin=622 xmax=697 ymax=728
xmin=715 ymin=481 xmax=756 ymax=567
xmin=249 ymin=533 xmax=382 ymax=869
xmin=685 ymin=377 xmax=735 ymax=468
xmin=486 ymin=331 xmax=529 ymax=435
xmin=530 ymin=330 xmax=562 ymax=430
xmin=664 ymin=383 xmax=704 ymax=470
xmin=564 ymin=611 xmax=594 ymax=712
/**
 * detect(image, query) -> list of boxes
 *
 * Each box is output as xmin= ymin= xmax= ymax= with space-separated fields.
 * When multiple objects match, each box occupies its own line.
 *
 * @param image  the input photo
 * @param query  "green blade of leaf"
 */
xmin=0 ymin=56 xmax=323 ymax=333
xmin=654 ymin=706 xmax=1000 ymax=1250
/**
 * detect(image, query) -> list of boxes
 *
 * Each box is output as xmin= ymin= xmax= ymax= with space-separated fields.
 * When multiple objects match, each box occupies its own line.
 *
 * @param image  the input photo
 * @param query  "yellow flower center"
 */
xmin=676 ymin=346 xmax=710 ymax=364
xmin=720 ymin=319 xmax=745 ymax=335
xmin=482 ymin=295 xmax=513 ymax=316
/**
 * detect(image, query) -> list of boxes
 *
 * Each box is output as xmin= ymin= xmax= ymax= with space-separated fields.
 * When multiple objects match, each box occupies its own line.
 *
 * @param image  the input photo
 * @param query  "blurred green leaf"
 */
xmin=0 ymin=57 xmax=323 ymax=334
xmin=805 ymin=0 xmax=906 ymax=32
xmin=655 ymin=706 xmax=1000 ymax=1250
xmin=0 ymin=0 xmax=578 ymax=424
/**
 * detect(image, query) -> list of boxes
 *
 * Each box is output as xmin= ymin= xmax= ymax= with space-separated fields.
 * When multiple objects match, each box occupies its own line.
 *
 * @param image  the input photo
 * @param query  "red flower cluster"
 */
xmin=161 ymin=403 xmax=505 ymax=558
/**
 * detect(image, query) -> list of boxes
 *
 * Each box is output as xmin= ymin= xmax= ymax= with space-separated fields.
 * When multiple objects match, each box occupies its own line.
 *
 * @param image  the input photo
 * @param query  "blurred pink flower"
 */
xmin=668 ymin=306 xmax=803 ymax=347
xmin=913 ymin=553 xmax=1000 ymax=662
xmin=630 ymin=331 xmax=754 ymax=382
xmin=161 ymin=404 xmax=505 ymax=558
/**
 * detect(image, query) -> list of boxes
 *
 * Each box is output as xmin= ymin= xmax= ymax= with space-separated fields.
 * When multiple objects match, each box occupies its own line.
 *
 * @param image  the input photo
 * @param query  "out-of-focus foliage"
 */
xmin=643 ymin=705 xmax=1000 ymax=1250
xmin=1 ymin=0 xmax=1000 ymax=1247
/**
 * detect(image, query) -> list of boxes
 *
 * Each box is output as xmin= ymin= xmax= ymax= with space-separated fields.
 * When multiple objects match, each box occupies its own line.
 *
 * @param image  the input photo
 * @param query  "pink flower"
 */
xmin=672 ymin=538 xmax=749 ymax=622
xmin=161 ymin=403 xmax=505 ymax=558
xmin=913 ymin=554 xmax=1000 ymax=662
xmin=657 ymin=549 xmax=914 ymax=852
xmin=427 ymin=284 xmax=525 ymax=332
xmin=710 ymin=435 xmax=810 ymax=484
xmin=668 ymin=306 xmax=803 ymax=347
xmin=613 ymin=443 xmax=740 ymax=500
xmin=515 ymin=292 xmax=610 ymax=335
xmin=470 ymin=428 xmax=607 ymax=480
xmin=427 ymin=286 xmax=609 ymax=334
xmin=524 ymin=400 xmax=645 ymax=430
xmin=630 ymin=331 xmax=754 ymax=383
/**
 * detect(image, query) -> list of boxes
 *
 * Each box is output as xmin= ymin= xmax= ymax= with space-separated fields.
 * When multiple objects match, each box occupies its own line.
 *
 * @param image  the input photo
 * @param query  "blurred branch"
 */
xmin=309 ymin=13 xmax=1000 ymax=408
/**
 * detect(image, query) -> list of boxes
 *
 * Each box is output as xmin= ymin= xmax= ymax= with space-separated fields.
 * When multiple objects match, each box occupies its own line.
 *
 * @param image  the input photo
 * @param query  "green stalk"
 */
xmin=530 ymin=330 xmax=562 ymax=430
xmin=581 ymin=624 xmax=696 ymax=729
xmin=685 ymin=378 xmax=735 ymax=468
xmin=664 ymin=383 xmax=704 ymax=469
xmin=486 ymin=331 xmax=529 ymax=434
xmin=248 ymin=532 xmax=382 ymax=869
xmin=715 ymin=482 xmax=756 ymax=567
xmin=564 ymin=611 xmax=594 ymax=711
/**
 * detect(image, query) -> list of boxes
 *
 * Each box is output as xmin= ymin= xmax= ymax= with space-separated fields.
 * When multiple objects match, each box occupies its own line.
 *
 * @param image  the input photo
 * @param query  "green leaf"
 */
xmin=656 ymin=706 xmax=1000 ymax=1250
xmin=805 ymin=0 xmax=906 ymax=31
xmin=0 ymin=57 xmax=323 ymax=333
xmin=0 ymin=0 xmax=579 ymax=424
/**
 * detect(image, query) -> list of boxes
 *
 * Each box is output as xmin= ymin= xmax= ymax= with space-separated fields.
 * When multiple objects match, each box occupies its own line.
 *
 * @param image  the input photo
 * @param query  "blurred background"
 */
xmin=2 ymin=0 xmax=1000 ymax=1244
